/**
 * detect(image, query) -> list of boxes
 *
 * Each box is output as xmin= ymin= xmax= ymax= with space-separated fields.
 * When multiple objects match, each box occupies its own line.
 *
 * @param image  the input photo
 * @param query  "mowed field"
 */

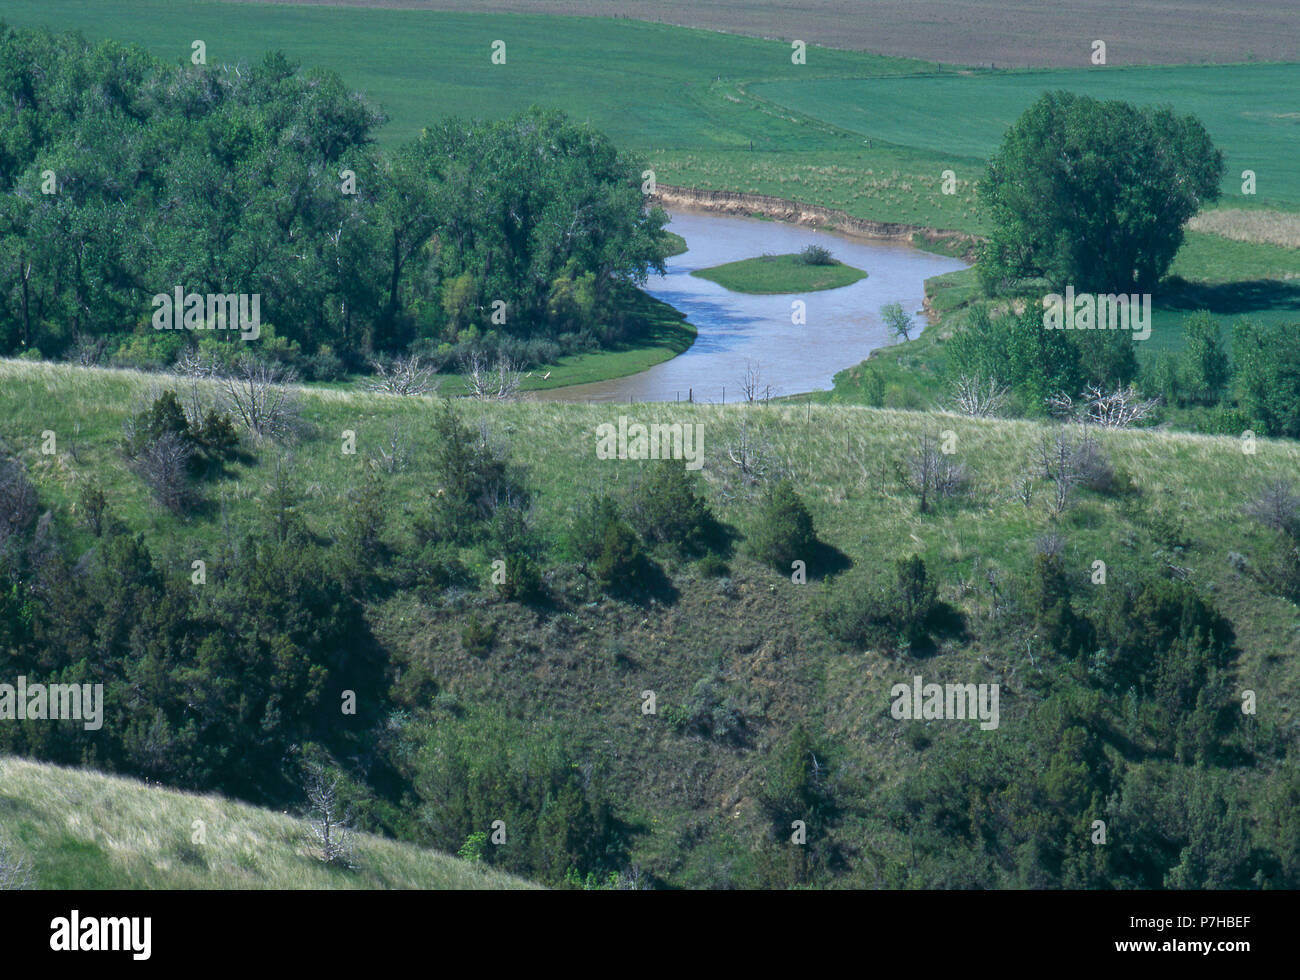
xmin=221 ymin=0 xmax=1300 ymax=68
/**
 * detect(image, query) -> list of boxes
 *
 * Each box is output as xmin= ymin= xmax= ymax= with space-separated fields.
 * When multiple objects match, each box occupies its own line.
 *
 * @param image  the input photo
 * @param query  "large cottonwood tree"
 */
xmin=978 ymin=91 xmax=1224 ymax=294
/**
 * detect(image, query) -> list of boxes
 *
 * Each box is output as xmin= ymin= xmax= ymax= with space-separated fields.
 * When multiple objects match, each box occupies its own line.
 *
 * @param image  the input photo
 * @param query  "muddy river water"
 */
xmin=531 ymin=209 xmax=968 ymax=403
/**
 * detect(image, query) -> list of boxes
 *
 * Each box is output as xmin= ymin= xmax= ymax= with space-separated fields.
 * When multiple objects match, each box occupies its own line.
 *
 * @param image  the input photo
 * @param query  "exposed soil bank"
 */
xmin=651 ymin=185 xmax=985 ymax=262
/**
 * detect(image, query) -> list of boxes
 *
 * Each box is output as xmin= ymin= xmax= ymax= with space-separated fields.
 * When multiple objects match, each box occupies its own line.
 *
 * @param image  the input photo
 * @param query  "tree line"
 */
xmin=0 ymin=24 xmax=668 ymax=376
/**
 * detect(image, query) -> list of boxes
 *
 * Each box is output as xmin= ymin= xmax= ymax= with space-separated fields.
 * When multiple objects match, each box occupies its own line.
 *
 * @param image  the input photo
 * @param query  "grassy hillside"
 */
xmin=0 ymin=756 xmax=535 ymax=889
xmin=2 ymin=358 xmax=1298 ymax=886
xmin=3 ymin=355 xmax=1296 ymax=658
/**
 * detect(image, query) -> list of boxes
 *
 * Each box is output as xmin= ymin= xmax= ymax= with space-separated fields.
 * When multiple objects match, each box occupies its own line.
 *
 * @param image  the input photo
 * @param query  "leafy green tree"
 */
xmin=749 ymin=480 xmax=818 ymax=572
xmin=1232 ymin=318 xmax=1300 ymax=437
xmin=1180 ymin=312 xmax=1231 ymax=404
xmin=593 ymin=514 xmax=653 ymax=596
xmin=624 ymin=459 xmax=717 ymax=556
xmin=949 ymin=305 xmax=1083 ymax=412
xmin=420 ymin=400 xmax=524 ymax=545
xmin=1025 ymin=552 xmax=1092 ymax=658
xmin=880 ymin=302 xmax=914 ymax=341
xmin=979 ymin=91 xmax=1223 ymax=294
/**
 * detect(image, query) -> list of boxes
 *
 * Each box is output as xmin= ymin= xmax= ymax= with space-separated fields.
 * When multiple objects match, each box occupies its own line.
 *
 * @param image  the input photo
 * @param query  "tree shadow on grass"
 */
xmin=1158 ymin=277 xmax=1300 ymax=315
xmin=605 ymin=556 xmax=679 ymax=608
xmin=805 ymin=539 xmax=854 ymax=581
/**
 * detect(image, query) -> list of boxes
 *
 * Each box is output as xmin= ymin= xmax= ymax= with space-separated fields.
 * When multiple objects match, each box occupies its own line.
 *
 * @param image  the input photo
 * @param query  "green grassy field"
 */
xmin=3 ymin=3 xmax=1293 ymax=288
xmin=691 ymin=253 xmax=867 ymax=293
xmin=0 ymin=1 xmax=926 ymax=151
xmin=752 ymin=65 xmax=1300 ymax=210
xmin=0 ymin=756 xmax=535 ymax=888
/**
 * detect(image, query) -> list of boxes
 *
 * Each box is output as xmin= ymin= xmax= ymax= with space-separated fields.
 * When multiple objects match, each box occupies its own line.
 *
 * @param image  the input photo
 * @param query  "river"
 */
xmin=531 ymin=209 xmax=968 ymax=403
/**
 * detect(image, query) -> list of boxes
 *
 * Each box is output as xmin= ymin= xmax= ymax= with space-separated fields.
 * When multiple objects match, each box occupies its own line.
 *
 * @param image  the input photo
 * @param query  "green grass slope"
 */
xmin=0 ymin=755 xmax=537 ymax=889
xmin=2 ymin=358 xmax=1298 ymax=884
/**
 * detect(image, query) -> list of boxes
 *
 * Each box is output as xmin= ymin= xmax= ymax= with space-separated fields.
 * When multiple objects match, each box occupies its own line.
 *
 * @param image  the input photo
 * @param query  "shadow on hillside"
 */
xmin=609 ymin=557 xmax=680 ymax=607
xmin=1158 ymin=277 xmax=1300 ymax=315
xmin=807 ymin=540 xmax=854 ymax=580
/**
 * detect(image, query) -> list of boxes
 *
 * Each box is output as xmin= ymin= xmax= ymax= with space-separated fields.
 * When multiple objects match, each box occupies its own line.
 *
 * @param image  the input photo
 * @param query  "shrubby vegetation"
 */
xmin=747 ymin=480 xmax=818 ymax=571
xmin=4 ymin=378 xmax=1300 ymax=890
xmin=939 ymin=297 xmax=1300 ymax=438
xmin=0 ymin=24 xmax=668 ymax=373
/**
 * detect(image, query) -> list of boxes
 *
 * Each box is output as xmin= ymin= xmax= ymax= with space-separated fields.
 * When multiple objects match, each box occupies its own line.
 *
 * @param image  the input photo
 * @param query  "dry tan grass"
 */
xmin=0 ymin=755 xmax=537 ymax=889
xmin=1189 ymin=209 xmax=1300 ymax=249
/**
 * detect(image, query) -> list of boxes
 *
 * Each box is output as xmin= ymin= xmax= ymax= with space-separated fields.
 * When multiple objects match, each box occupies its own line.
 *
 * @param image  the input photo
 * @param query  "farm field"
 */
xmin=219 ymin=0 xmax=1300 ymax=68
xmin=751 ymin=64 xmax=1300 ymax=210
xmin=3 ymin=3 xmax=1294 ymax=228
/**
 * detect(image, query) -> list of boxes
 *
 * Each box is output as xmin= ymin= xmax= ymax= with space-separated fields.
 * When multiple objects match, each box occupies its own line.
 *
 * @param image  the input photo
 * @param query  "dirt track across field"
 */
xmin=220 ymin=0 xmax=1300 ymax=66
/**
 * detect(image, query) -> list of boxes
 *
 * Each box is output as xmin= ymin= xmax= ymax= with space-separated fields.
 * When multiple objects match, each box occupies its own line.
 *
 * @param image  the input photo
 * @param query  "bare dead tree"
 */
xmin=69 ymin=332 xmax=107 ymax=367
xmin=1246 ymin=479 xmax=1300 ymax=538
xmin=1081 ymin=384 xmax=1160 ymax=428
xmin=738 ymin=359 xmax=775 ymax=402
xmin=373 ymin=421 xmax=412 ymax=474
xmin=366 ymin=354 xmax=441 ymax=396
xmin=1035 ymin=428 xmax=1082 ymax=518
xmin=463 ymin=352 xmax=522 ymax=401
xmin=1013 ymin=472 xmax=1034 ymax=508
xmin=1045 ymin=391 xmax=1075 ymax=420
xmin=304 ymin=765 xmax=356 ymax=869
xmin=948 ymin=374 xmax=1010 ymax=417
xmin=175 ymin=348 xmax=213 ymax=380
xmin=1048 ymin=385 xmax=1159 ymax=428
xmin=724 ymin=414 xmax=778 ymax=489
xmin=1034 ymin=425 xmax=1114 ymax=515
xmin=175 ymin=349 xmax=219 ymax=426
xmin=906 ymin=433 xmax=969 ymax=513
xmin=220 ymin=355 xmax=301 ymax=439
xmin=136 ymin=430 xmax=193 ymax=513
